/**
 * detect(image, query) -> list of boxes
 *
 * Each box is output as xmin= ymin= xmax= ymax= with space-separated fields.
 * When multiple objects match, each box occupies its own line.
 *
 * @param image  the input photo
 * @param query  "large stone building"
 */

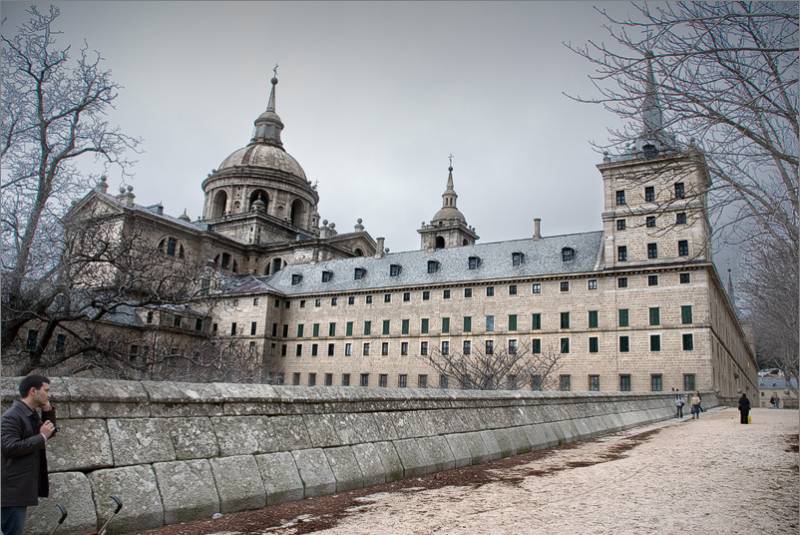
xmin=64 ymin=65 xmax=758 ymax=397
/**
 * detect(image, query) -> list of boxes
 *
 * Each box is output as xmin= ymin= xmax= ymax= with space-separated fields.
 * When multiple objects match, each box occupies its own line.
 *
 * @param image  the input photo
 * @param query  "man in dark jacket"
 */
xmin=1 ymin=375 xmax=56 ymax=535
xmin=738 ymin=392 xmax=751 ymax=424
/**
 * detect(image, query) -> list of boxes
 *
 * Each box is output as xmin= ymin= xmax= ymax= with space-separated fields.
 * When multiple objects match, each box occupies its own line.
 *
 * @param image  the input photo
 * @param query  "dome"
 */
xmin=432 ymin=206 xmax=466 ymax=223
xmin=218 ymin=144 xmax=307 ymax=181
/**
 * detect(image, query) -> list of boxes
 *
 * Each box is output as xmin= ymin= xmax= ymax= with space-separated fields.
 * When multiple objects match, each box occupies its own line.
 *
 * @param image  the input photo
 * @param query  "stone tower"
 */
xmin=418 ymin=161 xmax=479 ymax=250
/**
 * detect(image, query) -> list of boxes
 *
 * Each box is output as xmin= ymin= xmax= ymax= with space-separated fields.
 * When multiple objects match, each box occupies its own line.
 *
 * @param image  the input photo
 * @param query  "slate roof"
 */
xmin=758 ymin=377 xmax=799 ymax=390
xmin=225 ymin=231 xmax=604 ymax=296
xmin=94 ymin=191 xmax=210 ymax=231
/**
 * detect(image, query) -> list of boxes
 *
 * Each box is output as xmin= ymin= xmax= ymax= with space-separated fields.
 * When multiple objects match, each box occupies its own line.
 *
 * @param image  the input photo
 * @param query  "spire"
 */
xmin=441 ymin=155 xmax=458 ymax=210
xmin=641 ymin=50 xmax=664 ymax=138
xmin=251 ymin=64 xmax=284 ymax=148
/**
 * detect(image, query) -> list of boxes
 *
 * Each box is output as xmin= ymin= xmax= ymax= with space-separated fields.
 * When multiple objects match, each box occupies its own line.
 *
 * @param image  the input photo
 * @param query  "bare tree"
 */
xmin=420 ymin=341 xmax=563 ymax=390
xmin=1 ymin=6 xmax=140 ymax=352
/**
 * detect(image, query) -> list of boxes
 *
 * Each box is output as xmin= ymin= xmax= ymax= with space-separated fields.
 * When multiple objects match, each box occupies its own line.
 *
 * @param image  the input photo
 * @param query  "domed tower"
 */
xmin=201 ymin=71 xmax=320 ymax=242
xmin=418 ymin=158 xmax=479 ymax=250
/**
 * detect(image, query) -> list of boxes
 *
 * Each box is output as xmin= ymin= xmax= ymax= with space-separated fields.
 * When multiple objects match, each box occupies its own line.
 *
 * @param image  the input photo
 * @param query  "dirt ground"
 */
xmin=140 ymin=407 xmax=799 ymax=535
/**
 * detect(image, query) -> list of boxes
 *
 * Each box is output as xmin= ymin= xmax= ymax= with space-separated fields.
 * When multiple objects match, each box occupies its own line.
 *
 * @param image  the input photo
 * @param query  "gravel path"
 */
xmin=142 ymin=407 xmax=798 ymax=535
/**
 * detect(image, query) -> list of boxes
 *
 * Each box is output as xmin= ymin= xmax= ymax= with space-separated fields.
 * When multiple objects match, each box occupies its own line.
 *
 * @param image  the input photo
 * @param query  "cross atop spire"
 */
xmin=251 ymin=65 xmax=285 ymax=148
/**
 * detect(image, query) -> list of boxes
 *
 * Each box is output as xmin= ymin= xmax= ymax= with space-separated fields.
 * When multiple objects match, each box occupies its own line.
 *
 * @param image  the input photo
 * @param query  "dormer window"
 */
xmin=322 ymin=270 xmax=333 ymax=282
xmin=354 ymin=267 xmax=367 ymax=280
xmin=561 ymin=247 xmax=575 ymax=262
xmin=291 ymin=274 xmax=303 ymax=285
xmin=389 ymin=264 xmax=402 ymax=277
xmin=427 ymin=260 xmax=440 ymax=274
xmin=511 ymin=252 xmax=524 ymax=266
xmin=468 ymin=256 xmax=481 ymax=270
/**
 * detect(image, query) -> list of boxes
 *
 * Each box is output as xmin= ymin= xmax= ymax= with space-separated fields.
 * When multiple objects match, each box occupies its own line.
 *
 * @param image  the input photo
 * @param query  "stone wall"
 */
xmin=0 ymin=377 xmax=718 ymax=535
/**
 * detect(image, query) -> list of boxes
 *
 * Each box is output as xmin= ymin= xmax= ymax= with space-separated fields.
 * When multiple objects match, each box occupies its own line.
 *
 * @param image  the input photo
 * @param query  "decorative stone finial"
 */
xmin=179 ymin=209 xmax=191 ymax=221
xmin=354 ymin=218 xmax=365 ymax=232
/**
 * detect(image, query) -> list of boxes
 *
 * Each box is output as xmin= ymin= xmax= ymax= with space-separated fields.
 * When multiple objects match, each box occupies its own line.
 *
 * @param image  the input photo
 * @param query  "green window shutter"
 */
xmin=560 ymin=338 xmax=570 ymax=353
xmin=401 ymin=319 xmax=409 ymax=335
xmin=421 ymin=318 xmax=429 ymax=334
xmin=682 ymin=333 xmax=694 ymax=351
xmin=346 ymin=321 xmax=353 ymax=336
xmin=463 ymin=316 xmax=472 ymax=332
xmin=618 ymin=309 xmax=629 ymax=327
xmin=329 ymin=322 xmax=336 ymax=336
xmin=650 ymin=334 xmax=661 ymax=351
xmin=313 ymin=323 xmax=320 ymax=337
xmin=364 ymin=321 xmax=371 ymax=335
xmin=681 ymin=305 xmax=693 ymax=324
xmin=560 ymin=312 xmax=570 ymax=329
xmin=532 ymin=338 xmax=541 ymax=354
xmin=588 ymin=310 xmax=598 ymax=328
xmin=297 ymin=324 xmax=304 ymax=337
xmin=383 ymin=320 xmax=390 ymax=335
xmin=620 ymin=336 xmax=629 ymax=352
xmin=532 ymin=313 xmax=541 ymax=330
xmin=442 ymin=317 xmax=450 ymax=334
xmin=589 ymin=337 xmax=598 ymax=353
xmin=649 ymin=307 xmax=660 ymax=326
xmin=508 ymin=314 xmax=517 ymax=331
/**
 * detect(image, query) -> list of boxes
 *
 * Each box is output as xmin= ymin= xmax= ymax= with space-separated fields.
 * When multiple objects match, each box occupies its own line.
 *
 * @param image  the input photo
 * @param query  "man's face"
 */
xmin=29 ymin=383 xmax=50 ymax=408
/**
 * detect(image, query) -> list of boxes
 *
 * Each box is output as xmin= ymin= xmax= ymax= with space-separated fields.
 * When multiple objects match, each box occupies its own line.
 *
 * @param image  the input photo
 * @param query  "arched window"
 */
xmin=562 ymin=247 xmax=575 ymax=262
xmin=353 ymin=248 xmax=364 ymax=257
xmin=249 ymin=189 xmax=269 ymax=211
xmin=290 ymin=199 xmax=305 ymax=227
xmin=435 ymin=236 xmax=446 ymax=249
xmin=462 ymin=239 xmax=469 ymax=246
xmin=212 ymin=190 xmax=228 ymax=218
xmin=271 ymin=258 xmax=282 ymax=274
xmin=158 ymin=237 xmax=184 ymax=258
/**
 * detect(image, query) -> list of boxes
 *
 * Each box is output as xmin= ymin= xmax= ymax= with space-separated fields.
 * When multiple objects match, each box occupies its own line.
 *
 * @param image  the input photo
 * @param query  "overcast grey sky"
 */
xmin=1 ymin=1 xmax=737 ymax=275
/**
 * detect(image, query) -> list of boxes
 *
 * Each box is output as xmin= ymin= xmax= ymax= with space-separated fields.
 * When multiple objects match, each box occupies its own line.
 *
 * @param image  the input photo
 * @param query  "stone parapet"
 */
xmin=0 ymin=377 xmax=718 ymax=534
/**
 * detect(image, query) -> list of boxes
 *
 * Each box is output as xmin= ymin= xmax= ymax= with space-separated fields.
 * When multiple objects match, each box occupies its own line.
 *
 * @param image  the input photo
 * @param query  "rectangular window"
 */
xmin=647 ymin=243 xmax=658 ymax=259
xmin=560 ymin=337 xmax=570 ymax=354
xmin=384 ymin=293 xmax=391 ymax=303
xmin=55 ymin=334 xmax=66 ymax=354
xmin=651 ymin=374 xmax=663 ymax=392
xmin=379 ymin=374 xmax=388 ymax=387
xmin=464 ymin=288 xmax=473 ymax=298
xmin=342 ymin=373 xmax=351 ymax=386
xmin=398 ymin=374 xmax=408 ymax=388
xmin=420 ymin=341 xmax=428 ymax=356
xmin=532 ymin=338 xmax=541 ymax=354
xmin=293 ymin=373 xmax=301 ymax=386
xmin=617 ymin=246 xmax=628 ymax=262
xmin=559 ymin=375 xmax=571 ymax=391
xmin=422 ymin=290 xmax=430 ymax=301
xmin=649 ymin=307 xmax=660 ymax=326
xmin=589 ymin=336 xmax=599 ymax=353
xmin=441 ymin=340 xmax=450 ymax=355
xmin=650 ymin=334 xmax=661 ymax=352
xmin=485 ymin=340 xmax=494 ymax=355
xmin=619 ymin=336 xmax=630 ymax=352
xmin=331 ymin=297 xmax=338 ymax=306
xmin=325 ymin=373 xmax=333 ymax=386
xmin=646 ymin=215 xmax=656 ymax=228
xmin=443 ymin=289 xmax=451 ymax=299
xmin=212 ymin=323 xmax=218 ymax=334
xmin=678 ymin=240 xmax=689 ymax=257
xmin=345 ymin=343 xmax=352 ymax=356
xmin=195 ymin=318 xmax=203 ymax=331
xmin=682 ymin=333 xmax=694 ymax=351
xmin=616 ymin=190 xmax=626 ymax=205
xmin=442 ymin=317 xmax=450 ymax=333
xmin=509 ymin=284 xmax=517 ymax=295
xmin=644 ymin=186 xmax=655 ymax=202
xmin=360 ymin=373 xmax=369 ymax=387
xmin=147 ymin=311 xmax=154 ymax=324
xmin=588 ymin=279 xmax=598 ymax=290
xmin=463 ymin=316 xmax=472 ymax=332
xmin=680 ymin=273 xmax=691 ymax=284
xmin=346 ymin=321 xmax=353 ymax=336
xmin=560 ymin=281 xmax=569 ymax=292
xmin=366 ymin=295 xmax=373 ymax=304
xmin=616 ymin=219 xmax=626 ymax=231
xmin=173 ymin=315 xmax=182 ymax=328
xmin=619 ymin=374 xmax=631 ymax=392
xmin=271 ymin=323 xmax=278 ymax=337
xmin=683 ymin=374 xmax=695 ymax=391
xmin=401 ymin=341 xmax=408 ymax=356
xmin=508 ymin=339 xmax=517 ymax=355
xmin=508 ymin=314 xmax=517 ymax=331
xmin=308 ymin=373 xmax=317 ymax=387
xmin=327 ymin=343 xmax=335 ymax=356
xmin=311 ymin=343 xmax=319 ymax=357
xmin=313 ymin=323 xmax=320 ymax=337
xmin=401 ymin=319 xmax=409 ymax=335
xmin=329 ymin=322 xmax=336 ymax=336
xmin=390 ymin=264 xmax=402 ymax=277
xmin=674 ymin=182 xmax=685 ymax=199
xmin=588 ymin=310 xmax=598 ymax=328
xmin=618 ymin=277 xmax=628 ymax=288
xmin=363 ymin=342 xmax=370 ymax=356
xmin=439 ymin=374 xmax=449 ymax=389
xmin=588 ymin=375 xmax=600 ymax=391
xmin=281 ymin=344 xmax=287 ymax=357
xmin=560 ymin=312 xmax=570 ymax=329
xmin=618 ymin=309 xmax=629 ymax=327
xmin=531 ymin=313 xmax=541 ymax=330
xmin=485 ymin=315 xmax=494 ymax=332
xmin=486 ymin=286 xmax=494 ymax=297
xmin=348 ymin=296 xmax=355 ymax=305
xmin=382 ymin=320 xmax=390 ymax=335
xmin=648 ymin=275 xmax=659 ymax=286
xmin=381 ymin=342 xmax=389 ymax=356
xmin=403 ymin=292 xmax=410 ymax=302
xmin=231 ymin=323 xmax=238 ymax=336
xmin=421 ymin=318 xmax=429 ymax=334
xmin=676 ymin=212 xmax=687 ymax=225
xmin=297 ymin=324 xmax=305 ymax=337
xmin=531 ymin=283 xmax=541 ymax=294
xmin=463 ymin=340 xmax=471 ymax=355
xmin=315 ymin=299 xmax=321 ymax=308
xmin=531 ymin=375 xmax=543 ymax=391
xmin=681 ymin=305 xmax=693 ymax=324
xmin=363 ymin=320 xmax=371 ymax=335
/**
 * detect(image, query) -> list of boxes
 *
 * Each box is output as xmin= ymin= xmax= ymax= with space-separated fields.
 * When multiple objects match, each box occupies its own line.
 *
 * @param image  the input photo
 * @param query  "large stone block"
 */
xmin=461 ymin=431 xmax=493 ymax=464
xmin=292 ymin=448 xmax=336 ymax=497
xmin=393 ymin=438 xmax=435 ymax=478
xmin=303 ymin=413 xmax=342 ymax=448
xmin=211 ymin=416 xmax=269 ymax=456
xmin=266 ymin=415 xmax=312 ymax=452
xmin=490 ymin=428 xmax=517 ymax=457
xmin=371 ymin=412 xmax=399 ymax=440
xmin=47 ymin=419 xmax=112 ymax=472
xmin=142 ymin=381 xmax=223 ymax=417
xmin=24 ymin=472 xmax=96 ymax=535
xmin=65 ymin=378 xmax=149 ymax=418
xmin=478 ymin=430 xmax=503 ymax=461
xmin=107 ymin=418 xmax=175 ymax=466
xmin=373 ymin=441 xmax=404 ymax=482
xmin=210 ymin=455 xmax=266 ymax=513
xmin=89 ymin=465 xmax=163 ymax=533
xmin=153 ymin=459 xmax=220 ymax=525
xmin=416 ymin=435 xmax=455 ymax=472
xmin=351 ymin=442 xmax=386 ymax=486
xmin=324 ymin=446 xmax=364 ymax=492
xmin=444 ymin=434 xmax=472 ymax=468
xmin=164 ymin=417 xmax=219 ymax=460
xmin=507 ymin=426 xmax=532 ymax=454
xmin=255 ymin=451 xmax=305 ymax=505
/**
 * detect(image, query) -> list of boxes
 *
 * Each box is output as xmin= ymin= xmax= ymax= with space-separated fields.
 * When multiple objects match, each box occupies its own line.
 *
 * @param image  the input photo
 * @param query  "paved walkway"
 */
xmin=145 ymin=408 xmax=798 ymax=535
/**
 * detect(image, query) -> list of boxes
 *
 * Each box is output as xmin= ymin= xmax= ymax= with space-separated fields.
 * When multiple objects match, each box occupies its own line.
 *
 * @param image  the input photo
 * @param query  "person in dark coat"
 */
xmin=738 ymin=392 xmax=751 ymax=424
xmin=1 ymin=375 xmax=57 ymax=535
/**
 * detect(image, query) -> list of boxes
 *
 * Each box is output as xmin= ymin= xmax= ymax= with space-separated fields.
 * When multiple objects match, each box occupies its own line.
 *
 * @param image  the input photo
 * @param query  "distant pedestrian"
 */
xmin=690 ymin=392 xmax=702 ymax=419
xmin=769 ymin=395 xmax=776 ymax=409
xmin=1 ymin=375 xmax=57 ymax=535
xmin=775 ymin=394 xmax=780 ymax=409
xmin=738 ymin=393 xmax=751 ymax=424
xmin=675 ymin=395 xmax=685 ymax=418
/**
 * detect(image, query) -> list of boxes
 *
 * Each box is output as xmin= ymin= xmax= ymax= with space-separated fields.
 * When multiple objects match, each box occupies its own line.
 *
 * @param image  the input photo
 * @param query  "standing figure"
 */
xmin=675 ymin=394 xmax=685 ymax=418
xmin=775 ymin=394 xmax=780 ymax=409
xmin=738 ymin=393 xmax=751 ymax=424
xmin=769 ymin=395 xmax=776 ymax=409
xmin=1 ymin=375 xmax=57 ymax=535
xmin=690 ymin=392 xmax=702 ymax=419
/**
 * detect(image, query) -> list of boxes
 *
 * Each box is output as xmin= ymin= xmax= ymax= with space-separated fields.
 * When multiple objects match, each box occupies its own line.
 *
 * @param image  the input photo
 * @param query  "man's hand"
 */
xmin=40 ymin=420 xmax=55 ymax=440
